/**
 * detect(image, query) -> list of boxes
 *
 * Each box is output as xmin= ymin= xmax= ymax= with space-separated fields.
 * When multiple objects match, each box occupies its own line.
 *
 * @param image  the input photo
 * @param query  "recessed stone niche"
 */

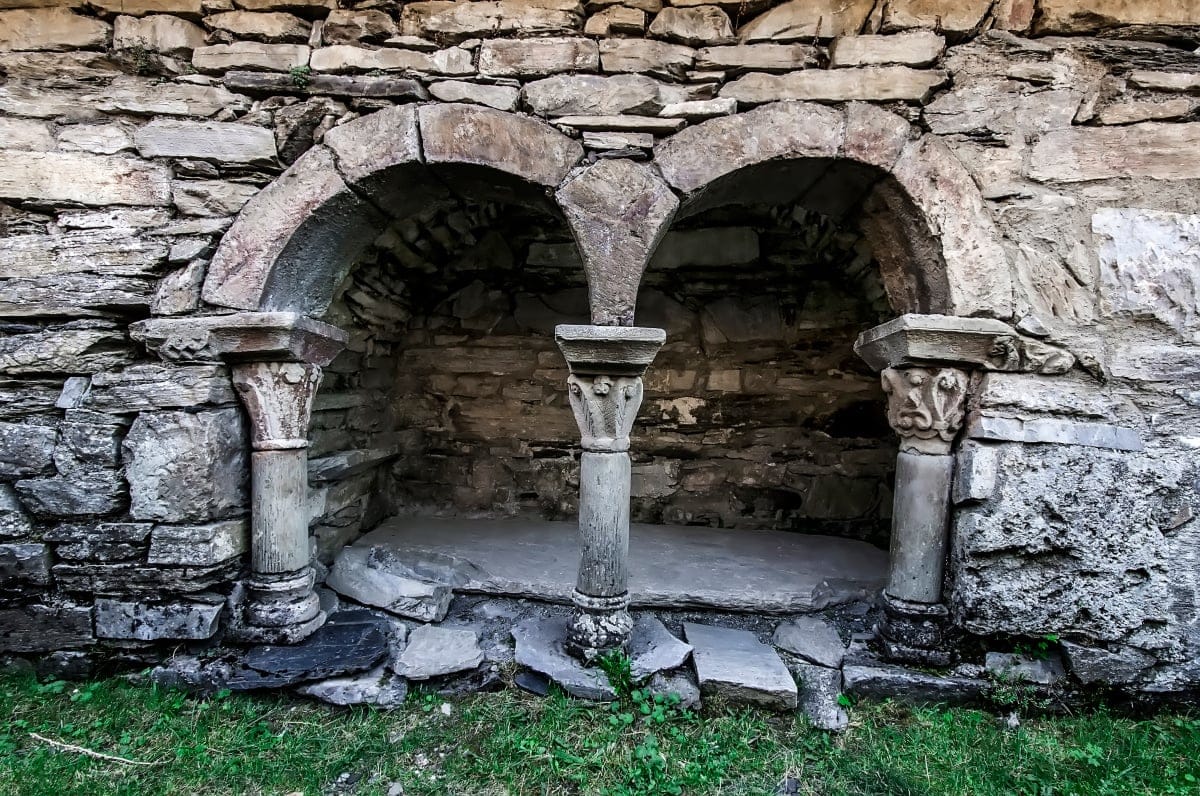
xmin=305 ymin=189 xmax=897 ymax=564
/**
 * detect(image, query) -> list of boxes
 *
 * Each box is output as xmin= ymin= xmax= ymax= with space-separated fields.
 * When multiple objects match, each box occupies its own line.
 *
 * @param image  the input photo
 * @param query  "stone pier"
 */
xmin=555 ymin=325 xmax=666 ymax=661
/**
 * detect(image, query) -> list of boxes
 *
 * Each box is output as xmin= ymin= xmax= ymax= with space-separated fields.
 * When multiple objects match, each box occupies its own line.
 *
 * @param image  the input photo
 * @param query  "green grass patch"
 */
xmin=1 ymin=668 xmax=1199 ymax=795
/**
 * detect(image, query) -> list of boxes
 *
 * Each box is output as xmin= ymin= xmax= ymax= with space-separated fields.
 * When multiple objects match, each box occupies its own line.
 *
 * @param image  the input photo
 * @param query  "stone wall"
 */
xmin=0 ymin=0 xmax=1197 ymax=692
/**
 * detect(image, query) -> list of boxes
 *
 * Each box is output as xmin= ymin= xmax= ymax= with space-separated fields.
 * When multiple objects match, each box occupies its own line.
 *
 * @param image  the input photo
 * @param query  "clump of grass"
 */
xmin=1 ymin=667 xmax=1199 ymax=795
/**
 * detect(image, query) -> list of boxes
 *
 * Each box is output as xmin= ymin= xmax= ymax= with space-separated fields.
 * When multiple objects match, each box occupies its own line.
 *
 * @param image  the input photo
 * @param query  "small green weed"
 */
xmin=288 ymin=65 xmax=312 ymax=90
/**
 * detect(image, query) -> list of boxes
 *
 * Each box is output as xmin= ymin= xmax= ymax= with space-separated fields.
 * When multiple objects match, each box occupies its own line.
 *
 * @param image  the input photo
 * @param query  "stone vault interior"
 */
xmin=304 ymin=161 xmax=902 ymax=610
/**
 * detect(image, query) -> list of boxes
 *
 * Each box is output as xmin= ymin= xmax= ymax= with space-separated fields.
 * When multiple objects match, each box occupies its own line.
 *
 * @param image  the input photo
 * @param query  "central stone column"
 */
xmin=555 ymin=325 xmax=665 ymax=661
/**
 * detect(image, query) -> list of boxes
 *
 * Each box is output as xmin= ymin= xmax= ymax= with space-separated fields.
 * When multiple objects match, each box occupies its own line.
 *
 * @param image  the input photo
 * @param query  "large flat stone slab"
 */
xmin=394 ymin=625 xmax=484 ymax=680
xmin=512 ymin=617 xmax=616 ymax=701
xmin=684 ymin=622 xmax=798 ymax=710
xmin=357 ymin=517 xmax=885 ymax=613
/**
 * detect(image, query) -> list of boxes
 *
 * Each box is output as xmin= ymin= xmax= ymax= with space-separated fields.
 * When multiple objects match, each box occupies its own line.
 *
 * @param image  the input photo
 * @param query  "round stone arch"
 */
xmin=201 ymin=103 xmax=586 ymax=317
xmin=644 ymin=101 xmax=1016 ymax=322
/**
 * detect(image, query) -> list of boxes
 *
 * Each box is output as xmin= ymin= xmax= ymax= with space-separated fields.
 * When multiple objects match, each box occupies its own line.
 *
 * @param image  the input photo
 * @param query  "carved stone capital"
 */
xmin=567 ymin=374 xmax=644 ymax=452
xmin=131 ymin=312 xmax=348 ymax=367
xmin=882 ymin=366 xmax=968 ymax=455
xmin=231 ymin=361 xmax=321 ymax=450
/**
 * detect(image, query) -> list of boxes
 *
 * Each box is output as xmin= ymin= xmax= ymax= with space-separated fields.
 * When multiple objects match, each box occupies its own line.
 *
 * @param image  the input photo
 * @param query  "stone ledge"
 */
xmin=130 ymin=312 xmax=348 ymax=366
xmin=965 ymin=415 xmax=1145 ymax=452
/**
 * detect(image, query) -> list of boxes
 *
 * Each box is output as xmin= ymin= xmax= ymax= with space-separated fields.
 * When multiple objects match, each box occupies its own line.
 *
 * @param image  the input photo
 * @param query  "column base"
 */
xmin=228 ymin=568 xmax=326 ymax=645
xmin=875 ymin=593 xmax=952 ymax=667
xmin=565 ymin=591 xmax=633 ymax=663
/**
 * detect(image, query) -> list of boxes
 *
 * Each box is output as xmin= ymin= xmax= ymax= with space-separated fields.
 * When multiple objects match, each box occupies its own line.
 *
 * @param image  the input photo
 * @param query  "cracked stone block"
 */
xmin=123 ymin=408 xmax=248 ymax=523
xmin=985 ymin=651 xmax=1066 ymax=685
xmin=792 ymin=661 xmax=848 ymax=732
xmin=0 ymin=422 xmax=56 ymax=479
xmin=327 ymin=545 xmax=452 ymax=622
xmin=94 ymin=596 xmax=223 ymax=641
xmin=147 ymin=519 xmax=247 ymax=566
xmin=394 ymin=625 xmax=484 ymax=680
xmin=0 ymin=604 xmax=94 ymax=653
xmin=684 ymin=623 xmax=798 ymax=710
xmin=232 ymin=615 xmax=390 ymax=690
xmin=512 ymin=617 xmax=616 ymax=701
xmin=772 ymin=617 xmax=847 ymax=669
xmin=0 ymin=543 xmax=50 ymax=587
xmin=843 ymin=662 xmax=986 ymax=705
xmin=629 ymin=616 xmax=692 ymax=680
xmin=296 ymin=663 xmax=408 ymax=707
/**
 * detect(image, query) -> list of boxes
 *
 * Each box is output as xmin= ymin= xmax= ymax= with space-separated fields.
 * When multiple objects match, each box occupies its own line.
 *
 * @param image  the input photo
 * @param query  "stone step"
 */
xmin=684 ymin=622 xmax=798 ymax=710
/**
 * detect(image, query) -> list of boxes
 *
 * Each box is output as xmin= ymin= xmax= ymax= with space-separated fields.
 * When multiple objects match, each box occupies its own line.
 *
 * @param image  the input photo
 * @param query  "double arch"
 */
xmin=202 ymin=101 xmax=1014 ymax=327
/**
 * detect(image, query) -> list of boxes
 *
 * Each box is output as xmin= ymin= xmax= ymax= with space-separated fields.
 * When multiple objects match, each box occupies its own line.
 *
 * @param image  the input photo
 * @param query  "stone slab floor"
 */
xmin=356 ymin=517 xmax=887 ymax=613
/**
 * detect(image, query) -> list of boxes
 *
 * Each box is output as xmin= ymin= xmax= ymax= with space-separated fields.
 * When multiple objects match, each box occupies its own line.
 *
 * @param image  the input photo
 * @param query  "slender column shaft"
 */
xmin=576 ymin=451 xmax=631 ymax=598
xmin=250 ymin=448 xmax=310 ymax=575
xmin=887 ymin=450 xmax=954 ymax=603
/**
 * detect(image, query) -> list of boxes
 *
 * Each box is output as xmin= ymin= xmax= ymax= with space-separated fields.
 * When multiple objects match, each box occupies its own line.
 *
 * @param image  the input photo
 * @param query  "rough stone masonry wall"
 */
xmin=0 ymin=0 xmax=1198 ymax=691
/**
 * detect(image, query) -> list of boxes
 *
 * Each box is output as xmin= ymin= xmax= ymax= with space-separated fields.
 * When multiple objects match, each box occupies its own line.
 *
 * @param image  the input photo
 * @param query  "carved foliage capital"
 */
xmin=566 ymin=374 xmax=644 ymax=452
xmin=881 ymin=366 xmax=968 ymax=455
xmin=231 ymin=361 xmax=322 ymax=450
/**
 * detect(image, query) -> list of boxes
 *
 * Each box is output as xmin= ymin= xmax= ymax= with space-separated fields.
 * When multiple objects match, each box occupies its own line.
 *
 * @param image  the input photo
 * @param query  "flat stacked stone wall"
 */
xmin=0 ymin=0 xmax=1197 ymax=692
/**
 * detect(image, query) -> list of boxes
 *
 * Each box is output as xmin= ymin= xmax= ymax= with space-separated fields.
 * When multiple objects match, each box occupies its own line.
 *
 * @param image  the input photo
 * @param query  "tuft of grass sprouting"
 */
xmin=1 ymin=667 xmax=1199 ymax=795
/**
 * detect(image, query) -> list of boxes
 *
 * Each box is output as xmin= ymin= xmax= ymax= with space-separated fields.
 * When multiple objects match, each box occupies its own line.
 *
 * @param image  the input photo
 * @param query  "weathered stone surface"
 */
xmin=721 ymin=66 xmax=947 ymax=104
xmin=844 ymin=662 xmax=986 ymax=704
xmin=0 ymin=604 xmax=93 ymax=653
xmin=395 ymin=625 xmax=484 ymax=679
xmin=582 ymin=130 xmax=655 ymax=149
xmin=419 ymin=103 xmax=583 ymax=187
xmin=985 ymin=651 xmax=1066 ymax=685
xmin=882 ymin=0 xmax=991 ymax=34
xmin=0 ymin=8 xmax=109 ymax=51
xmin=85 ymin=365 xmax=236 ymax=412
xmin=205 ymin=10 xmax=310 ymax=42
xmin=953 ymin=444 xmax=1198 ymax=646
xmin=585 ymin=5 xmax=646 ymax=36
xmin=598 ymin=38 xmax=693 ymax=79
xmin=0 ymin=543 xmax=51 ymax=587
xmin=91 ymin=78 xmax=249 ymax=117
xmin=523 ymin=73 xmax=665 ymax=117
xmin=224 ymin=70 xmax=427 ymax=100
xmin=134 ymin=119 xmax=277 ymax=163
xmin=297 ymin=663 xmax=408 ymax=707
xmin=123 ymin=408 xmax=249 ymax=522
xmin=684 ymin=622 xmax=797 ymax=710
xmin=327 ymin=545 xmax=452 ymax=622
xmin=1096 ymin=97 xmax=1198 ymax=125
xmin=512 ymin=617 xmax=617 ymax=700
xmin=323 ymin=9 xmax=398 ymax=43
xmin=557 ymin=158 xmax=677 ymax=325
xmin=1094 ymin=208 xmax=1200 ymax=342
xmin=1035 ymin=0 xmax=1200 ymax=34
xmin=0 ymin=229 xmax=166 ymax=279
xmin=415 ymin=1 xmax=582 ymax=42
xmin=428 ymin=80 xmax=519 ymax=110
xmin=0 ymin=486 xmax=34 ymax=538
xmin=655 ymin=101 xmax=844 ymax=194
xmin=148 ymin=519 xmax=247 ymax=566
xmin=94 ymin=597 xmax=223 ymax=640
xmin=739 ymin=0 xmax=875 ymax=42
xmin=192 ymin=41 xmax=310 ymax=72
xmin=235 ymin=616 xmax=389 ymax=689
xmin=792 ymin=661 xmax=848 ymax=731
xmin=1128 ymin=70 xmax=1200 ymax=92
xmin=648 ymin=670 xmax=701 ymax=709
xmin=173 ymin=179 xmax=259 ymax=217
xmin=113 ymin=13 xmax=204 ymax=55
xmin=772 ymin=617 xmax=846 ymax=668
xmin=830 ymin=31 xmax=944 ymax=67
xmin=47 ymin=521 xmax=151 ymax=563
xmin=0 ymin=422 xmax=56 ymax=479
xmin=558 ymin=114 xmax=684 ymax=133
xmin=90 ymin=0 xmax=202 ymax=15
xmin=57 ymin=123 xmax=132 ymax=155
xmin=649 ymin=6 xmax=734 ymax=46
xmin=0 ymin=326 xmax=133 ymax=376
xmin=309 ymin=45 xmax=473 ymax=75
xmin=0 ymin=151 xmax=170 ymax=207
xmin=1061 ymin=640 xmax=1156 ymax=685
xmin=659 ymin=97 xmax=736 ymax=118
xmin=1030 ymin=123 xmax=1200 ymax=182
xmin=479 ymin=36 xmax=598 ymax=77
xmin=0 ymin=118 xmax=54 ymax=151
xmin=629 ymin=616 xmax=692 ymax=679
xmin=695 ymin=43 xmax=816 ymax=72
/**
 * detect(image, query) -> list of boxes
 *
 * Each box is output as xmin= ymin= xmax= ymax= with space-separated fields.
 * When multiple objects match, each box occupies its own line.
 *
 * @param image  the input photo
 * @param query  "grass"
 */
xmin=1 ymin=667 xmax=1199 ymax=796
